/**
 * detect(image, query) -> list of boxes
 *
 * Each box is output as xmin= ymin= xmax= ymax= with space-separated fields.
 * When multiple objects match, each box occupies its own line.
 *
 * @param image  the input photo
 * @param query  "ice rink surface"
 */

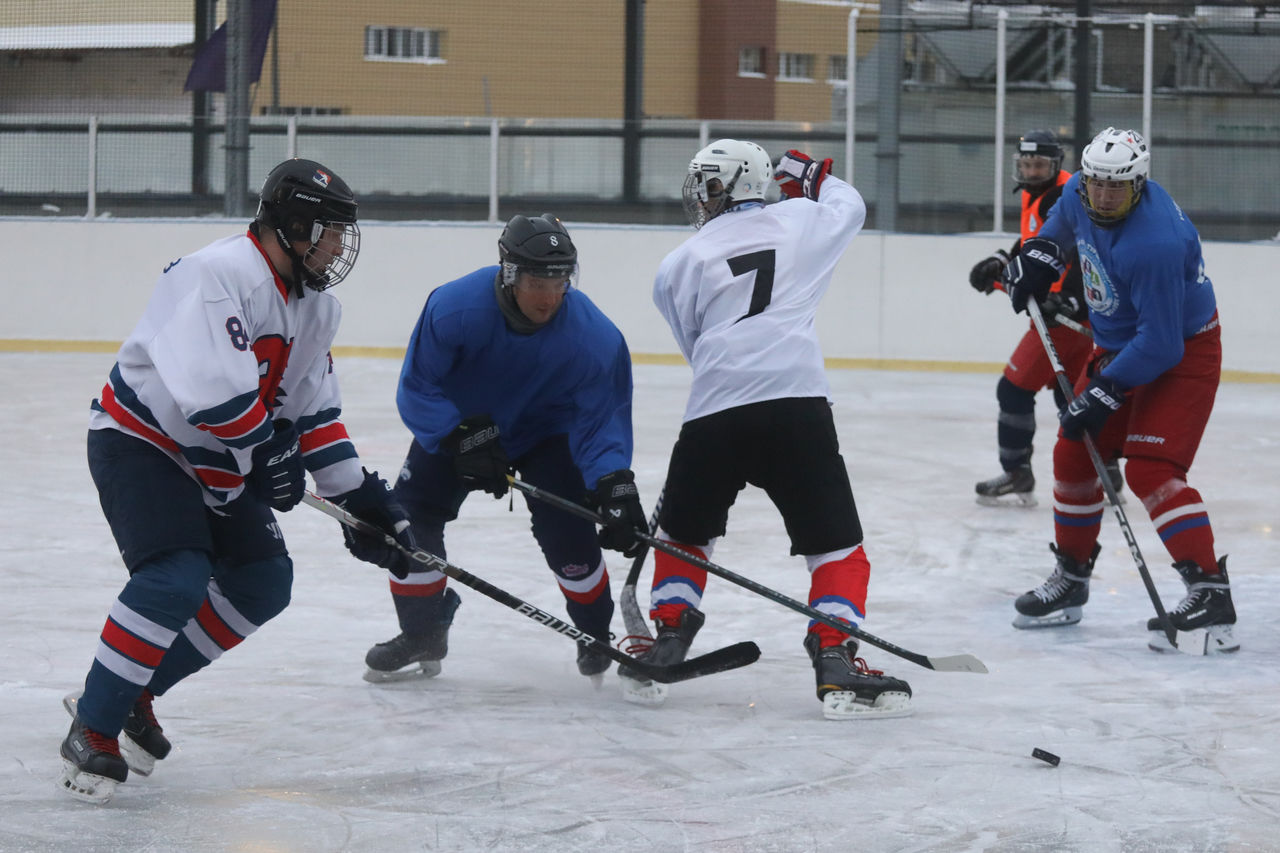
xmin=1 ymin=353 xmax=1277 ymax=853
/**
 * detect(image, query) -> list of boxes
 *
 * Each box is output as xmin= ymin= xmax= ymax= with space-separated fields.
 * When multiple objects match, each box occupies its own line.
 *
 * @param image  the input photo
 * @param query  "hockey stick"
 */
xmin=1025 ymin=299 xmax=1181 ymax=649
xmin=619 ymin=485 xmax=664 ymax=644
xmin=1052 ymin=312 xmax=1092 ymax=338
xmin=302 ymin=491 xmax=760 ymax=683
xmin=508 ymin=477 xmax=988 ymax=674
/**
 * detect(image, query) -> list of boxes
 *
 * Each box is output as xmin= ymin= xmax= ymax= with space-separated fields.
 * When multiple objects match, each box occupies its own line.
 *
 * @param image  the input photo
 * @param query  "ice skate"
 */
xmin=1148 ymin=557 xmax=1239 ymax=655
xmin=365 ymin=589 xmax=461 ymax=682
xmin=619 ymin=606 xmax=704 ymax=707
xmin=804 ymin=633 xmax=912 ymax=720
xmin=975 ymin=466 xmax=1036 ymax=507
xmin=576 ymin=642 xmax=612 ymax=687
xmin=64 ymin=690 xmax=170 ymax=777
xmin=1013 ymin=543 xmax=1100 ymax=628
xmin=58 ymin=715 xmax=128 ymax=805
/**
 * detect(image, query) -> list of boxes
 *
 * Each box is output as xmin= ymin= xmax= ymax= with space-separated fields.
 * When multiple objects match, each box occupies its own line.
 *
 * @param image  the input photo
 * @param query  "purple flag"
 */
xmin=184 ymin=0 xmax=278 ymax=93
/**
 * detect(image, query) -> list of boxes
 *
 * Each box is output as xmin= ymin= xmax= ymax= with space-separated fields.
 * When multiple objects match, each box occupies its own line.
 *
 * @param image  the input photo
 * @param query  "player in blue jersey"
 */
xmin=59 ymin=159 xmax=416 ymax=804
xmin=1001 ymin=127 xmax=1237 ymax=653
xmin=363 ymin=213 xmax=645 ymax=682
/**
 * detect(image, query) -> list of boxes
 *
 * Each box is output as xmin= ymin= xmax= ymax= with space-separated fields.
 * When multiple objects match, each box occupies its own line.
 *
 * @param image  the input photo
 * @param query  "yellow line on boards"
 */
xmin=2 ymin=340 xmax=1276 ymax=383
xmin=0 ymin=340 xmax=121 ymax=354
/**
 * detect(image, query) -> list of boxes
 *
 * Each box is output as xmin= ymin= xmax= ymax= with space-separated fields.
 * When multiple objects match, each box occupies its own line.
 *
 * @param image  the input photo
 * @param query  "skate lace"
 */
xmin=621 ymin=634 xmax=654 ymax=656
xmin=1169 ymin=586 xmax=1209 ymax=616
xmin=1032 ymin=570 xmax=1073 ymax=604
xmin=851 ymin=657 xmax=883 ymax=677
xmin=135 ymin=690 xmax=162 ymax=731
xmin=85 ymin=728 xmax=122 ymax=757
xmin=651 ymin=603 xmax=687 ymax=628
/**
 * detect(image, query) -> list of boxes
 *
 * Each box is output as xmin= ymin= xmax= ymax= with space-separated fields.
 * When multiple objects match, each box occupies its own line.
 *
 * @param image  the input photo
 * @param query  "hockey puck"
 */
xmin=1031 ymin=748 xmax=1060 ymax=766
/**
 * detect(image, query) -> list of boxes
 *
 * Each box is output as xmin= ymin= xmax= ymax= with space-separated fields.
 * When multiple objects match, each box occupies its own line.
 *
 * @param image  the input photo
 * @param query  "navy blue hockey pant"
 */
xmin=389 ymin=434 xmax=614 ymax=641
xmin=79 ymin=428 xmax=292 ymax=738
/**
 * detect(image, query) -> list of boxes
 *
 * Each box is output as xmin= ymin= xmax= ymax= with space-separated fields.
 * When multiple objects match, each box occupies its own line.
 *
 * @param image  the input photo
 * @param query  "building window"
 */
xmin=828 ymin=55 xmax=848 ymax=84
xmin=260 ymin=106 xmax=346 ymax=116
xmin=738 ymin=46 xmax=765 ymax=77
xmin=778 ymin=52 xmax=815 ymax=81
xmin=364 ymin=26 xmax=444 ymax=64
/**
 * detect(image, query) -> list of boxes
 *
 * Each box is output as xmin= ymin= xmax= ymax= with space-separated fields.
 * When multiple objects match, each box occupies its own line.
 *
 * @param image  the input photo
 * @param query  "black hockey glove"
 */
xmin=1060 ymin=375 xmax=1127 ymax=441
xmin=1002 ymin=237 xmax=1066 ymax=314
xmin=774 ymin=149 xmax=833 ymax=201
xmin=247 ymin=418 xmax=305 ymax=512
xmin=590 ymin=469 xmax=647 ymax=559
xmin=333 ymin=468 xmax=417 ymax=580
xmin=968 ymin=249 xmax=1009 ymax=295
xmin=442 ymin=415 xmax=510 ymax=498
xmin=1040 ymin=291 xmax=1084 ymax=328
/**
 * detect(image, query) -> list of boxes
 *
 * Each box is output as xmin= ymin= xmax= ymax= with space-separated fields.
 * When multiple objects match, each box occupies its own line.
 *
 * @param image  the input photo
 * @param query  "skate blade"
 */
xmin=1148 ymin=625 xmax=1239 ymax=656
xmin=62 ymin=691 xmax=81 ymax=718
xmin=620 ymin=675 xmax=669 ymax=707
xmin=1012 ymin=607 xmax=1082 ymax=629
xmin=975 ymin=492 xmax=1037 ymax=508
xmin=120 ymin=737 xmax=157 ymax=777
xmin=57 ymin=760 xmax=119 ymax=805
xmin=821 ymin=690 xmax=913 ymax=720
xmin=363 ymin=660 xmax=443 ymax=683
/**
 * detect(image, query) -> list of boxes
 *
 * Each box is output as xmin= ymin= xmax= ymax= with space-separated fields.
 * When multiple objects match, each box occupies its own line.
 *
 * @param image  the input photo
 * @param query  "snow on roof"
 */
xmin=0 ymin=22 xmax=194 ymax=51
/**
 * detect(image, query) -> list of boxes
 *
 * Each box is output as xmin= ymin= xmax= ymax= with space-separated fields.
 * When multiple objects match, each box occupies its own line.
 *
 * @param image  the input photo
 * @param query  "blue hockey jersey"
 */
xmin=1039 ymin=175 xmax=1217 ymax=389
xmin=396 ymin=266 xmax=633 ymax=489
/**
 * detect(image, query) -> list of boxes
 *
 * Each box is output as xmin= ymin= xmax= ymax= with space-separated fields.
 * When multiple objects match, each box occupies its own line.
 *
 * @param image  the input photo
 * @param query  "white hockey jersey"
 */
xmin=89 ymin=228 xmax=365 ymax=506
xmin=653 ymin=176 xmax=867 ymax=423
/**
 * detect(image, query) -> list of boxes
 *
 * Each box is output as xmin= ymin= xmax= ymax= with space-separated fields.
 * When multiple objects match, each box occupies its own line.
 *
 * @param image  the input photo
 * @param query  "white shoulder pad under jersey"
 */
xmin=653 ymin=176 xmax=866 ymax=422
xmin=89 ymin=230 xmax=363 ymax=505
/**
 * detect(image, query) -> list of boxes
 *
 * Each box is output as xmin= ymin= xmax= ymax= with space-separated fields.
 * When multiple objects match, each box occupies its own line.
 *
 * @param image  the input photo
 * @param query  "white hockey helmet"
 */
xmin=682 ymin=138 xmax=772 ymax=229
xmin=1077 ymin=127 xmax=1150 ymax=225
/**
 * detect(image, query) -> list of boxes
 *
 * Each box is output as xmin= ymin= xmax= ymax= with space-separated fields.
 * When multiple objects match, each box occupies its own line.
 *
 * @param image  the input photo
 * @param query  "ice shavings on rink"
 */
xmin=1 ymin=353 xmax=1277 ymax=852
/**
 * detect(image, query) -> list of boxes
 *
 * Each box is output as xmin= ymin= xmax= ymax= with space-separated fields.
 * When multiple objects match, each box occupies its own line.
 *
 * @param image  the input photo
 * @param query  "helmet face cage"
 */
xmin=257 ymin=159 xmax=361 ymax=290
xmin=1011 ymin=131 xmax=1064 ymax=191
xmin=300 ymin=220 xmax=360 ymax=291
xmin=682 ymin=166 xmax=736 ymax=229
xmin=681 ymin=139 xmax=771 ymax=229
xmin=497 ymin=214 xmax=578 ymax=291
xmin=1077 ymin=127 xmax=1150 ymax=225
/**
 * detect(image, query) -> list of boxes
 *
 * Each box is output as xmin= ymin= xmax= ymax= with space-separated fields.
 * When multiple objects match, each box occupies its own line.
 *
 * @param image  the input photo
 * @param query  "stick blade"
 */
xmin=644 ymin=641 xmax=762 ymax=684
xmin=925 ymin=653 xmax=989 ymax=674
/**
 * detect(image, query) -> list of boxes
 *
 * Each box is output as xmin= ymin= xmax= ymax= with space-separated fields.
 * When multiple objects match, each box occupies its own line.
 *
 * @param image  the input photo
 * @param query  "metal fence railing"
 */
xmin=2 ymin=2 xmax=1277 ymax=240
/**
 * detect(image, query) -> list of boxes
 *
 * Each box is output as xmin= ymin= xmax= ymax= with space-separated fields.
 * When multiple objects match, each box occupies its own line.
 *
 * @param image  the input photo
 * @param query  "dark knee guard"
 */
xmin=996 ymin=376 xmax=1037 ymax=471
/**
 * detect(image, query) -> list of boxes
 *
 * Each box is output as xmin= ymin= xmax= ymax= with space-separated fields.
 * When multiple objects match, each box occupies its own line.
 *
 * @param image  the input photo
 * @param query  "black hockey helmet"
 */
xmin=256 ymin=158 xmax=360 ymax=291
xmin=1011 ymin=129 xmax=1065 ymax=193
xmin=497 ymin=213 xmax=578 ymax=288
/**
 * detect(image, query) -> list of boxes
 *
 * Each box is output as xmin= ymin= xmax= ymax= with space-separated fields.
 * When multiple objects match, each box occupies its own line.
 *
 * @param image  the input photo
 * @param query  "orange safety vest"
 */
xmin=1020 ymin=170 xmax=1073 ymax=293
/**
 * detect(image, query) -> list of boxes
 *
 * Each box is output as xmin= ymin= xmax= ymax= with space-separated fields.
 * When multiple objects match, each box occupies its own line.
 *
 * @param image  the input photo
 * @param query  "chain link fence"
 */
xmin=1 ymin=1 xmax=1277 ymax=239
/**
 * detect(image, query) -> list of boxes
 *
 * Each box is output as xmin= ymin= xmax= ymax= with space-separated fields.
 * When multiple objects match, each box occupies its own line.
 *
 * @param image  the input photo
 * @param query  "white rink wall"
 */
xmin=2 ymin=218 xmax=1277 ymax=376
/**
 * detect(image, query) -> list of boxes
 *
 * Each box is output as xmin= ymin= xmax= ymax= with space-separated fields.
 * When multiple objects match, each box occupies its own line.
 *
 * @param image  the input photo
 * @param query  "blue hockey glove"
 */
xmin=442 ymin=415 xmax=510 ymax=498
xmin=590 ymin=469 xmax=647 ymax=558
xmin=774 ymin=149 xmax=833 ymax=201
xmin=247 ymin=419 xmax=305 ymax=512
xmin=1003 ymin=237 xmax=1066 ymax=314
xmin=333 ymin=468 xmax=417 ymax=579
xmin=968 ymin=249 xmax=1009 ymax=295
xmin=1060 ymin=375 xmax=1126 ymax=440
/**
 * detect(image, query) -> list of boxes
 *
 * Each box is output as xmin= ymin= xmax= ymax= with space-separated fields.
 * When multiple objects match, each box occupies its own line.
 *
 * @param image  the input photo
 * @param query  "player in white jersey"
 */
xmin=58 ymin=159 xmax=416 ymax=804
xmin=619 ymin=139 xmax=912 ymax=719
